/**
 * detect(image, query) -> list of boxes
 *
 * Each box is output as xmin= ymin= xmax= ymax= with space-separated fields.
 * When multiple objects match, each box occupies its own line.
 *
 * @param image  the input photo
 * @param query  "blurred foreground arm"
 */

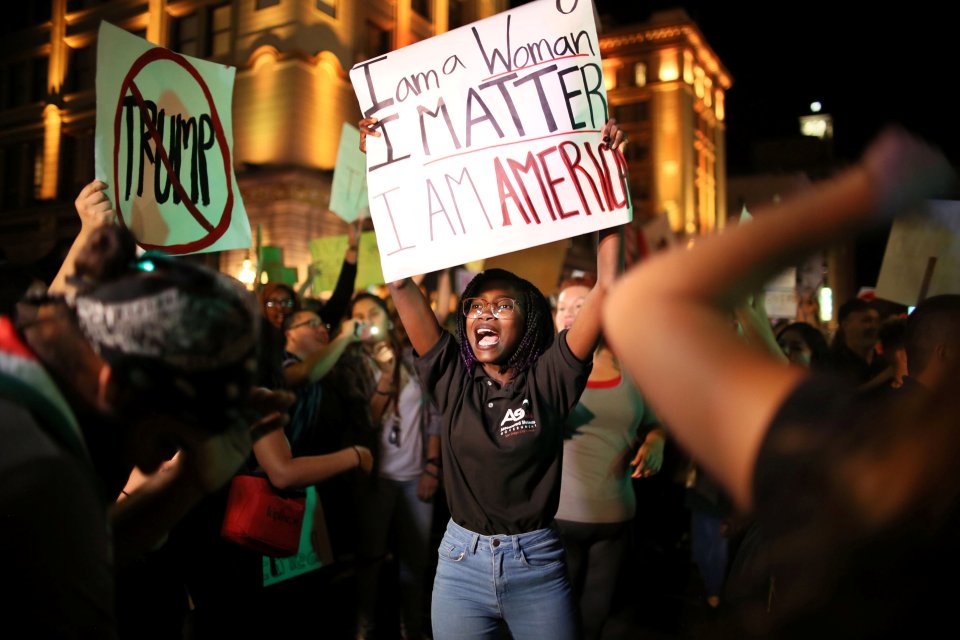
xmin=110 ymin=388 xmax=293 ymax=565
xmin=603 ymin=129 xmax=954 ymax=511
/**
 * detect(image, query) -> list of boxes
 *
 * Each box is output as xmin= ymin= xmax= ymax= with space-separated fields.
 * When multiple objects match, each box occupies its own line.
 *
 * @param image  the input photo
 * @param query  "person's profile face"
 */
xmin=843 ymin=309 xmax=880 ymax=350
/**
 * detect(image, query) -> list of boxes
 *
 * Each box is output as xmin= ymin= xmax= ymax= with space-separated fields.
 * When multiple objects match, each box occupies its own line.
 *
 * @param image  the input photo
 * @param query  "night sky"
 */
xmin=508 ymin=0 xmax=954 ymax=287
xmin=516 ymin=0 xmax=957 ymax=174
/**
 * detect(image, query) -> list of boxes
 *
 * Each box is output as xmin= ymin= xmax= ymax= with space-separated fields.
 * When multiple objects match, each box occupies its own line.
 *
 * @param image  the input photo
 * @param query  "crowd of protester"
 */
xmin=2 ymin=92 xmax=958 ymax=640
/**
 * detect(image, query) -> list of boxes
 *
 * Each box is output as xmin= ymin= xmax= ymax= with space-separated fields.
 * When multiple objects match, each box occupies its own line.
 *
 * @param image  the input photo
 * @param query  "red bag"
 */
xmin=220 ymin=475 xmax=305 ymax=557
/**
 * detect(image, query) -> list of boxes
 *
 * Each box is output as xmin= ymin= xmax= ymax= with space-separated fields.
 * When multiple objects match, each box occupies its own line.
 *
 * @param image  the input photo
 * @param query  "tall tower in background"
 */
xmin=599 ymin=9 xmax=731 ymax=238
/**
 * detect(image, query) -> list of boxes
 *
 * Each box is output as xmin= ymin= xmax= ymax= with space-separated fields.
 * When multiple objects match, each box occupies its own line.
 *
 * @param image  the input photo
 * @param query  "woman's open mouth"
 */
xmin=474 ymin=325 xmax=501 ymax=349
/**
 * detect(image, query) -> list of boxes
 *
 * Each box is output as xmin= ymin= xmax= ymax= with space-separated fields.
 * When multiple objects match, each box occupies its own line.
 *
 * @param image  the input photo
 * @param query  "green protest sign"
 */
xmin=308 ymin=231 xmax=385 ymax=292
xmin=262 ymin=486 xmax=326 ymax=587
xmin=329 ymin=123 xmax=370 ymax=223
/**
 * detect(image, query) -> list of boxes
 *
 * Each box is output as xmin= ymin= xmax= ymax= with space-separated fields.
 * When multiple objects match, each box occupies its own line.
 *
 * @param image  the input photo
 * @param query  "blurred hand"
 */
xmin=339 ymin=318 xmax=361 ymax=342
xmin=418 ymin=472 xmax=439 ymax=502
xmin=372 ymin=341 xmax=396 ymax=373
xmin=347 ymin=218 xmax=363 ymax=248
xmin=75 ymin=180 xmax=115 ymax=230
xmin=862 ymin=126 xmax=955 ymax=219
xmin=600 ymin=118 xmax=626 ymax=151
xmin=359 ymin=117 xmax=380 ymax=153
xmin=631 ymin=430 xmax=665 ymax=479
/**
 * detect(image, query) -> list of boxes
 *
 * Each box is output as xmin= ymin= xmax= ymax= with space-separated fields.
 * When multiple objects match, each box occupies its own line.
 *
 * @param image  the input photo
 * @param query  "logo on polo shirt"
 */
xmin=499 ymin=399 xmax=537 ymax=438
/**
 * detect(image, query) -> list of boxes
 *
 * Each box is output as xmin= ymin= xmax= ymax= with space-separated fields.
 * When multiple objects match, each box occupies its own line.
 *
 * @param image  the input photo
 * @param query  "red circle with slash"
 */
xmin=113 ymin=47 xmax=233 ymax=254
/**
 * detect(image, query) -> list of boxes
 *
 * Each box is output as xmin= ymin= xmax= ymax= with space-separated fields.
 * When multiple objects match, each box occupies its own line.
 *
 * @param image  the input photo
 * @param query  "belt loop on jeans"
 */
xmin=469 ymin=532 xmax=479 ymax=554
xmin=511 ymin=534 xmax=522 ymax=559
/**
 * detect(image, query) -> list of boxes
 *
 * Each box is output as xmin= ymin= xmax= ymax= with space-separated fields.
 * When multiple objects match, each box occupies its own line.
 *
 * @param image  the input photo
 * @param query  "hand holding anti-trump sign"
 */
xmin=94 ymin=22 xmax=251 ymax=254
xmin=351 ymin=0 xmax=631 ymax=282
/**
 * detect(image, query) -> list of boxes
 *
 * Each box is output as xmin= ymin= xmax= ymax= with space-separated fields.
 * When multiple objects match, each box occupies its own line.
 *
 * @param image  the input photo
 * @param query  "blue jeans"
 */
xmin=691 ymin=510 xmax=728 ymax=597
xmin=431 ymin=519 xmax=577 ymax=640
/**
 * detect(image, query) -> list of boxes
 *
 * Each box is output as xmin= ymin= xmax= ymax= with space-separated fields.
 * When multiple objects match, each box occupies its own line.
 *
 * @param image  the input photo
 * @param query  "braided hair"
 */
xmin=456 ymin=268 xmax=554 ymax=377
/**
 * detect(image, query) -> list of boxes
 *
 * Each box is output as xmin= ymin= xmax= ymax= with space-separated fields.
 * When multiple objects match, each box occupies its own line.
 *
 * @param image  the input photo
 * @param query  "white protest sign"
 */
xmin=350 ymin=0 xmax=631 ymax=282
xmin=94 ymin=22 xmax=251 ymax=254
xmin=876 ymin=201 xmax=960 ymax=305
xmin=329 ymin=123 xmax=370 ymax=223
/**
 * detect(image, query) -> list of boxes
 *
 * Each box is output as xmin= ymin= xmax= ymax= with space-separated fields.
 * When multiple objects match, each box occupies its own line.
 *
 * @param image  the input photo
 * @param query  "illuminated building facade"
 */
xmin=0 ymin=2 xmax=725 ymax=293
xmin=0 ymin=0 xmax=505 ymax=289
xmin=599 ymin=9 xmax=731 ymax=237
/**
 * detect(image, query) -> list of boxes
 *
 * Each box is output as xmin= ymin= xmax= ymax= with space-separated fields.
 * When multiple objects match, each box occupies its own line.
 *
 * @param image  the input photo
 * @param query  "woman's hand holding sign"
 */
xmin=359 ymin=117 xmax=380 ymax=153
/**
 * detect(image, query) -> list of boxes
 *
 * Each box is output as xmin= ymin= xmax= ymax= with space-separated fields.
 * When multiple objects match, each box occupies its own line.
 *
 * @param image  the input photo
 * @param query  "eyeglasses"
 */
xmin=289 ymin=318 xmax=328 ymax=331
xmin=265 ymin=299 xmax=295 ymax=309
xmin=461 ymin=297 xmax=519 ymax=319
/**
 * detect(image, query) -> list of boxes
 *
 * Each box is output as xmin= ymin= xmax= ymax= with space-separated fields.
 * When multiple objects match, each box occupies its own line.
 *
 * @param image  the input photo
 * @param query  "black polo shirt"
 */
xmin=415 ymin=330 xmax=591 ymax=535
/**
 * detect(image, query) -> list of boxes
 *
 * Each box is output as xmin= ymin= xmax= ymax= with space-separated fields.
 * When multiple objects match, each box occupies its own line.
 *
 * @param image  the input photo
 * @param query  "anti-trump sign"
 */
xmin=350 ymin=0 xmax=631 ymax=282
xmin=94 ymin=22 xmax=251 ymax=255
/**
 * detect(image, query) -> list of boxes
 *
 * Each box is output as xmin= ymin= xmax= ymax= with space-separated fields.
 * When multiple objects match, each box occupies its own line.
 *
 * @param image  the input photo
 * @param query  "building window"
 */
xmin=64 ymin=45 xmax=95 ymax=94
xmin=411 ymin=0 xmax=432 ymax=21
xmin=602 ymin=60 xmax=617 ymax=91
xmin=633 ymin=62 xmax=646 ymax=87
xmin=2 ymin=2 xmax=51 ymax=34
xmin=627 ymin=143 xmax=649 ymax=163
xmin=366 ymin=21 xmax=393 ymax=57
xmin=172 ymin=4 xmax=231 ymax=59
xmin=172 ymin=13 xmax=200 ymax=57
xmin=614 ymin=101 xmax=649 ymax=123
xmin=31 ymin=57 xmax=47 ymax=103
xmin=66 ymin=0 xmax=111 ymax=13
xmin=658 ymin=49 xmax=679 ymax=82
xmin=59 ymin=129 xmax=95 ymax=202
xmin=448 ymin=0 xmax=467 ymax=29
xmin=316 ymin=0 xmax=336 ymax=18
xmin=0 ymin=140 xmax=42 ymax=209
xmin=255 ymin=0 xmax=280 ymax=9
xmin=210 ymin=3 xmax=232 ymax=57
xmin=1 ymin=56 xmax=48 ymax=109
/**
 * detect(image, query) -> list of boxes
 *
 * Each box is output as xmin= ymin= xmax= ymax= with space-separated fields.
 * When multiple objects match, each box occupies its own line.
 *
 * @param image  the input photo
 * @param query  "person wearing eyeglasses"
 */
xmin=348 ymin=291 xmax=442 ymax=640
xmin=282 ymin=311 xmax=360 ymax=388
xmin=361 ymin=115 xmax=624 ymax=640
xmin=260 ymin=283 xmax=299 ymax=330
xmin=257 ymin=220 xmax=362 ymax=389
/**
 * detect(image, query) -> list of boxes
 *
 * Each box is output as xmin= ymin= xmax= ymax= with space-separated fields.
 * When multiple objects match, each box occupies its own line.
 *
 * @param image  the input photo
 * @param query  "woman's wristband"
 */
xmin=351 ymin=445 xmax=362 ymax=467
xmin=422 ymin=467 xmax=440 ymax=479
